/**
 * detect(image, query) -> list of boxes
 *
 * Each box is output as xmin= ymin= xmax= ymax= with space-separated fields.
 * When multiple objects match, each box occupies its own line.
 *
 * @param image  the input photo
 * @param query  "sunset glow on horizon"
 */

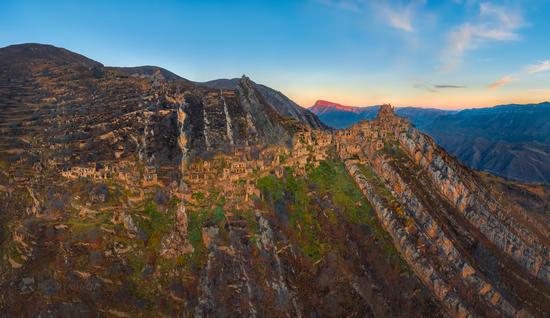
xmin=2 ymin=0 xmax=549 ymax=110
xmin=285 ymin=87 xmax=550 ymax=110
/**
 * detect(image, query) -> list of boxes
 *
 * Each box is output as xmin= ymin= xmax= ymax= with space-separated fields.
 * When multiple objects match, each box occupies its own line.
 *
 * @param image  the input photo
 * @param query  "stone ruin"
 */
xmin=60 ymin=104 xmax=410 ymax=210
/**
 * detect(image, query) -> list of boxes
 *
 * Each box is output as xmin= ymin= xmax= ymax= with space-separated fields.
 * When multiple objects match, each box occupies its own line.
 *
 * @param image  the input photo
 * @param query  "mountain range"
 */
xmin=1 ymin=44 xmax=549 ymax=317
xmin=310 ymin=100 xmax=550 ymax=184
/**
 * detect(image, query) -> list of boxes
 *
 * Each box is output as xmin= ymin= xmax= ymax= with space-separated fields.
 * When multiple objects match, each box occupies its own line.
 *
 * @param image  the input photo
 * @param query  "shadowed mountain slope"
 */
xmin=422 ymin=103 xmax=550 ymax=184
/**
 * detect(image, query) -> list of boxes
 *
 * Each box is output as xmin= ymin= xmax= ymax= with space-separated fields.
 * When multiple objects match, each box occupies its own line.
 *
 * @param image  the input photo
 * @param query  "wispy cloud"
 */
xmin=434 ymin=84 xmax=465 ymax=89
xmin=377 ymin=2 xmax=418 ymax=32
xmin=318 ymin=0 xmax=424 ymax=33
xmin=489 ymin=75 xmax=515 ymax=89
xmin=414 ymin=83 xmax=465 ymax=92
xmin=442 ymin=2 xmax=523 ymax=70
xmin=489 ymin=58 xmax=550 ymax=89
xmin=526 ymin=60 xmax=550 ymax=74
xmin=414 ymin=83 xmax=436 ymax=92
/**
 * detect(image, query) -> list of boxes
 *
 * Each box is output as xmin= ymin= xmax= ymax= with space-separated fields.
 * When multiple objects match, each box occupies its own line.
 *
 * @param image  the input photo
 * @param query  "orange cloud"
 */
xmin=489 ymin=75 xmax=515 ymax=89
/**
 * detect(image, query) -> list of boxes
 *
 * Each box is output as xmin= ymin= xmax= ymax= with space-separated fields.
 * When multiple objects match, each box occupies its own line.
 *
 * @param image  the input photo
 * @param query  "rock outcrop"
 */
xmin=337 ymin=105 xmax=550 ymax=316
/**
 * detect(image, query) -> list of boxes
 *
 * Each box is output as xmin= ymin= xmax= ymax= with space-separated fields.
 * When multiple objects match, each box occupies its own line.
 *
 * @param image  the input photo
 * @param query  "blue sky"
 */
xmin=1 ymin=0 xmax=550 ymax=108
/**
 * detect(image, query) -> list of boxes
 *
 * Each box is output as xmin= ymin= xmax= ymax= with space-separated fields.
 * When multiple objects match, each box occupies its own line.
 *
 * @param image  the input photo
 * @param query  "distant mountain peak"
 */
xmin=310 ymin=100 xmax=363 ymax=114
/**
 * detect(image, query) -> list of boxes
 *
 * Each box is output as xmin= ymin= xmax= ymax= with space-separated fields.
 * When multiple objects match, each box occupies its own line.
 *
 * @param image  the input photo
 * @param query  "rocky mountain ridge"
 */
xmin=201 ymin=78 xmax=327 ymax=130
xmin=1 ymin=43 xmax=549 ymax=317
xmin=310 ymin=99 xmax=550 ymax=185
xmin=107 ymin=66 xmax=187 ymax=83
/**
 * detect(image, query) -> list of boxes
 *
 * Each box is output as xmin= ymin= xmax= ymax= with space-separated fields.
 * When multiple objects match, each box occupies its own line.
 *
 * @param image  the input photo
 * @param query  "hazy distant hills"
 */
xmin=309 ymin=100 xmax=381 ymax=128
xmin=423 ymin=103 xmax=550 ymax=184
xmin=310 ymin=100 xmax=455 ymax=129
xmin=310 ymin=100 xmax=550 ymax=184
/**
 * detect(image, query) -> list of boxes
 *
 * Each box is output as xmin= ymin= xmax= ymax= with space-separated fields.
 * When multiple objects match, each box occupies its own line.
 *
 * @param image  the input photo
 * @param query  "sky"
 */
xmin=1 ymin=0 xmax=550 ymax=109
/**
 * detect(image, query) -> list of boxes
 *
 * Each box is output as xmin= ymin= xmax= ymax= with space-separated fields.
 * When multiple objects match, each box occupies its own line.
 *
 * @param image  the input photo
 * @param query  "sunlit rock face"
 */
xmin=1 ymin=44 xmax=549 ymax=317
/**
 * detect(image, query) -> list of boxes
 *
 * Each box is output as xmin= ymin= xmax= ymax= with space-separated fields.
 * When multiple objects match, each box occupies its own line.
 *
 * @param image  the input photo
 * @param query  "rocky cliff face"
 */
xmin=337 ymin=106 xmax=550 ymax=317
xmin=1 ymin=44 xmax=549 ymax=317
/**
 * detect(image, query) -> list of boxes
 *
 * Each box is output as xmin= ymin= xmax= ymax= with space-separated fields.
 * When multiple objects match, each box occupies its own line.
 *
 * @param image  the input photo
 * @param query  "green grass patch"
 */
xmin=356 ymin=164 xmax=411 ymax=272
xmin=257 ymin=175 xmax=284 ymax=202
xmin=308 ymin=161 xmax=373 ymax=225
xmin=183 ymin=202 xmax=230 ymax=270
xmin=257 ymin=169 xmax=326 ymax=261
xmin=138 ymin=200 xmax=173 ymax=251
xmin=256 ymin=160 xmax=383 ymax=262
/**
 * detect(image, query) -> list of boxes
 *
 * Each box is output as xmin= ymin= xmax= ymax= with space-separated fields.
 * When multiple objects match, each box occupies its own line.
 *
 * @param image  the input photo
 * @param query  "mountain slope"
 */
xmin=422 ymin=103 xmax=550 ymax=184
xmin=107 ymin=65 xmax=187 ymax=82
xmin=310 ymin=100 xmax=550 ymax=184
xmin=394 ymin=107 xmax=456 ymax=129
xmin=0 ymin=44 xmax=549 ymax=317
xmin=0 ymin=43 xmax=103 ymax=69
xmin=201 ymin=78 xmax=327 ymax=130
xmin=0 ymin=44 xmax=327 ymax=168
